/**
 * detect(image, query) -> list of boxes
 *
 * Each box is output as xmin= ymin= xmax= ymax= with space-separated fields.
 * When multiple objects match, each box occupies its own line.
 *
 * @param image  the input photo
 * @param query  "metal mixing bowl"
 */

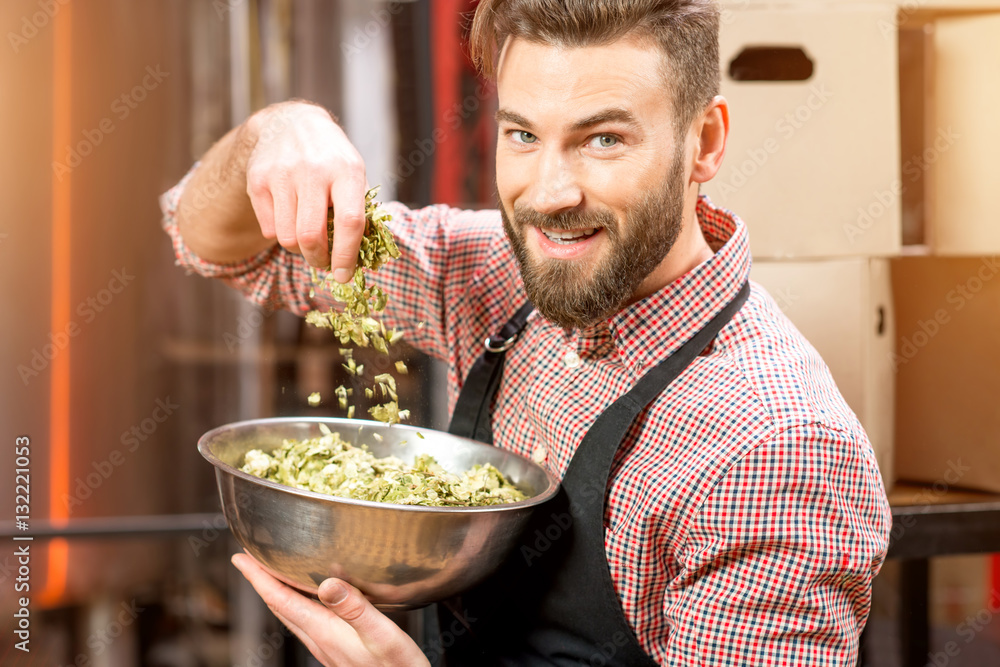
xmin=198 ymin=417 xmax=560 ymax=610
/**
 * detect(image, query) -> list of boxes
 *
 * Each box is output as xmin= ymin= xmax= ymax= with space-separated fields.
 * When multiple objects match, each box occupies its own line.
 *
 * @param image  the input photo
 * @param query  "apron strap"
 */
xmin=448 ymin=301 xmax=535 ymax=444
xmin=444 ymin=282 xmax=752 ymax=666
xmin=536 ymin=281 xmax=752 ymax=653
xmin=574 ymin=280 xmax=752 ymax=475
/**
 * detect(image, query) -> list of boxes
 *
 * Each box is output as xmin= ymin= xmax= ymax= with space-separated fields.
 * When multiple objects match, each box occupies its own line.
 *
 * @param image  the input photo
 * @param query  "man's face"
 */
xmin=495 ymin=37 xmax=691 ymax=329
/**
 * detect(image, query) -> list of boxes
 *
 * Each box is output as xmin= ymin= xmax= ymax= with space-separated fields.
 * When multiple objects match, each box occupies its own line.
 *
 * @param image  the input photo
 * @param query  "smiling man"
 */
xmin=161 ymin=0 xmax=891 ymax=664
xmin=495 ymin=39 xmax=700 ymax=331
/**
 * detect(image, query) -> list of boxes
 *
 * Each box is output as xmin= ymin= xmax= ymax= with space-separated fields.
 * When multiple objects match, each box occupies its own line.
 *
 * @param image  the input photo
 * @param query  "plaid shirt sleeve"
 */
xmin=158 ymin=163 xmax=502 ymax=362
xmin=158 ymin=163 xmax=313 ymax=315
xmin=662 ymin=422 xmax=891 ymax=665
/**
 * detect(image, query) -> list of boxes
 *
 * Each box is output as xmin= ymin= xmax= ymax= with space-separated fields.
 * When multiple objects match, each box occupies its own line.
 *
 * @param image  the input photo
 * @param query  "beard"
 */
xmin=500 ymin=152 xmax=687 ymax=330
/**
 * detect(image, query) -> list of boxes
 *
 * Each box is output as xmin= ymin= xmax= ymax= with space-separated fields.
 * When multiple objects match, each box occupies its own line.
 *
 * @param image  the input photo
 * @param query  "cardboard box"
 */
xmin=898 ymin=23 xmax=934 ymax=246
xmin=751 ymin=258 xmax=895 ymax=487
xmin=927 ymin=13 xmax=1000 ymax=254
xmin=706 ymin=5 xmax=901 ymax=259
xmin=892 ymin=256 xmax=1000 ymax=492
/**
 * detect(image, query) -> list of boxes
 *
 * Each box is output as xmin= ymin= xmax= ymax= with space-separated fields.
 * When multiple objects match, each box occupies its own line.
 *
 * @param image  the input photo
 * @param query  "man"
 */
xmin=162 ymin=0 xmax=891 ymax=664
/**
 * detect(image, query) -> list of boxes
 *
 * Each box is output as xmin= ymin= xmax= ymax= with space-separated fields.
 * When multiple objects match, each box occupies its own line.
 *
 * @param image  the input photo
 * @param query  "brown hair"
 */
xmin=469 ymin=0 xmax=720 ymax=130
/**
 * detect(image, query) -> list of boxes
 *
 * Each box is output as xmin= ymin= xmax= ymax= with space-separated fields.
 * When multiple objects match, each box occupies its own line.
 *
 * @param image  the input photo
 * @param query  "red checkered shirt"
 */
xmin=161 ymin=168 xmax=891 ymax=665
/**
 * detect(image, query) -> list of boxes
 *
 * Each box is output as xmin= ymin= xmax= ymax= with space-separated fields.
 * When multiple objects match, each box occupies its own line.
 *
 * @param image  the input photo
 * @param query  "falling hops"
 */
xmin=305 ymin=186 xmax=409 ymax=425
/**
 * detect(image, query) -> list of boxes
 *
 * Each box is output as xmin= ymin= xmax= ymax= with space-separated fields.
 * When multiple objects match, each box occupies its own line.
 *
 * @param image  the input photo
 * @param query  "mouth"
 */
xmin=539 ymin=227 xmax=600 ymax=245
xmin=528 ymin=225 xmax=605 ymax=261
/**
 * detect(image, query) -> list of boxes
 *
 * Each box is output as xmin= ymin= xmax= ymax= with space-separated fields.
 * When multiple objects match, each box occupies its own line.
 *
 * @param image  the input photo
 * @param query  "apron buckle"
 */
xmin=484 ymin=334 xmax=518 ymax=353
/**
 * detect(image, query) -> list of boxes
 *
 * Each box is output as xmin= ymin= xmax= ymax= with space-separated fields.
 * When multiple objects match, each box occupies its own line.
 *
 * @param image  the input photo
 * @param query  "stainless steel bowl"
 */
xmin=198 ymin=417 xmax=560 ymax=610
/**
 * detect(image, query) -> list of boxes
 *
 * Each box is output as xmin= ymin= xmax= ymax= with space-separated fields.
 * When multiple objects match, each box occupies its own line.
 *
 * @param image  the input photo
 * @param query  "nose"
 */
xmin=524 ymin=148 xmax=583 ymax=215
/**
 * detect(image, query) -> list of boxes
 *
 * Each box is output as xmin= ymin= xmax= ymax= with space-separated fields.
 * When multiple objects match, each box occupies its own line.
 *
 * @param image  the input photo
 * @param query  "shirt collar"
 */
xmin=606 ymin=195 xmax=751 ymax=379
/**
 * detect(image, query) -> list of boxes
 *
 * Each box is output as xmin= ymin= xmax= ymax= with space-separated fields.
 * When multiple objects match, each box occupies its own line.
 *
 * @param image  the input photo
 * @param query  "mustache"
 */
xmin=509 ymin=204 xmax=617 ymax=232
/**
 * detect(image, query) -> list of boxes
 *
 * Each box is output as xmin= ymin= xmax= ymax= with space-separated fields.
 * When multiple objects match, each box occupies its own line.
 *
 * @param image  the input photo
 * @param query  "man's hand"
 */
xmin=232 ymin=553 xmax=431 ymax=667
xmin=176 ymin=99 xmax=368 ymax=283
xmin=245 ymin=102 xmax=368 ymax=280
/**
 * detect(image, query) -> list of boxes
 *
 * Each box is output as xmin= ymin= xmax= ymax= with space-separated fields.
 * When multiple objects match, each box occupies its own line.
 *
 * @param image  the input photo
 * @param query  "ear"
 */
xmin=689 ymin=95 xmax=729 ymax=184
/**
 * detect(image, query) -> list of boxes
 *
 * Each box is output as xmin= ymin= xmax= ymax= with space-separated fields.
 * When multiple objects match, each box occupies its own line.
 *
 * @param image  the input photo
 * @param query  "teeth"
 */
xmin=542 ymin=228 xmax=598 ymax=244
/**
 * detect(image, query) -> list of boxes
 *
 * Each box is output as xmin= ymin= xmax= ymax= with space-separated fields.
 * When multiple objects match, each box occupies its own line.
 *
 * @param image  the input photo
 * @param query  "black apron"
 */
xmin=443 ymin=282 xmax=750 ymax=666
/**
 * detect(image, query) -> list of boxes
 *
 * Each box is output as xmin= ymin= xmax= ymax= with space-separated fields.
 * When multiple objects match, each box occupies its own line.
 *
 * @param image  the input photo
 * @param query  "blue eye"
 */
xmin=515 ymin=131 xmax=537 ymax=144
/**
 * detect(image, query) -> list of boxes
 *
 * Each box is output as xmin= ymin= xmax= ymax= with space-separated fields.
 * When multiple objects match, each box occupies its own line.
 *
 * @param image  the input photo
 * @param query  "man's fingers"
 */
xmin=329 ymin=172 xmax=367 ymax=283
xmin=232 ymin=554 xmax=331 ymax=634
xmin=231 ymin=556 xmax=338 ymax=665
xmin=270 ymin=609 xmax=331 ymax=667
xmin=233 ymin=555 xmax=429 ymax=667
xmin=318 ymin=579 xmax=389 ymax=641
xmin=231 ymin=555 xmax=361 ymax=644
xmin=271 ymin=182 xmax=301 ymax=255
xmin=296 ymin=184 xmax=332 ymax=268
xmin=317 ymin=578 xmax=431 ymax=665
xmin=247 ymin=178 xmax=277 ymax=240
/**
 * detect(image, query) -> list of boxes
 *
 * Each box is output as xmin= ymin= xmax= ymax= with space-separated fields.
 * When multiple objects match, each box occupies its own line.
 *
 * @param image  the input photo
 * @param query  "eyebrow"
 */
xmin=495 ymin=107 xmax=640 ymax=133
xmin=568 ymin=108 xmax=640 ymax=132
xmin=495 ymin=109 xmax=534 ymax=130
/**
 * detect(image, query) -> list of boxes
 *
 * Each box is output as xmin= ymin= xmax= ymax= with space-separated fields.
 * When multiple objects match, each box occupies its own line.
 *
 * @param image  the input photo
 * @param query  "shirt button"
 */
xmin=531 ymin=445 xmax=546 ymax=463
xmin=563 ymin=350 xmax=582 ymax=369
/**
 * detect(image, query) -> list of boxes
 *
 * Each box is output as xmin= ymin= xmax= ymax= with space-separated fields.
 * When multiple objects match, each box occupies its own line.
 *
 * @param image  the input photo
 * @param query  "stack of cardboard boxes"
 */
xmin=709 ymin=2 xmax=1000 ymax=495
xmin=893 ymin=11 xmax=1000 ymax=494
xmin=706 ymin=4 xmax=900 ymax=485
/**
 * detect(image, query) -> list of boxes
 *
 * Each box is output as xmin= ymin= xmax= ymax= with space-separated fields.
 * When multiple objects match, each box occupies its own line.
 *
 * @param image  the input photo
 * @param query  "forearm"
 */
xmin=175 ymin=119 xmax=271 ymax=264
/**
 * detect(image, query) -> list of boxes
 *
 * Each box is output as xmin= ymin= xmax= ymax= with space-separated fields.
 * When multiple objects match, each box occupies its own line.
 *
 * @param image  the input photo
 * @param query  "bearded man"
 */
xmin=161 ymin=0 xmax=891 ymax=664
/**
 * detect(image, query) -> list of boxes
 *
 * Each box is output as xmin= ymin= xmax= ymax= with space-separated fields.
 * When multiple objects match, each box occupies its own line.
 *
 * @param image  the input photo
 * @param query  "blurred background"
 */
xmin=0 ymin=0 xmax=998 ymax=665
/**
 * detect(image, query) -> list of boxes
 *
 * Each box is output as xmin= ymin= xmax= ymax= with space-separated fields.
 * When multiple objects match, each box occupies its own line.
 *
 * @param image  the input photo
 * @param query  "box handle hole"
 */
xmin=876 ymin=306 xmax=886 ymax=336
xmin=728 ymin=46 xmax=814 ymax=81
